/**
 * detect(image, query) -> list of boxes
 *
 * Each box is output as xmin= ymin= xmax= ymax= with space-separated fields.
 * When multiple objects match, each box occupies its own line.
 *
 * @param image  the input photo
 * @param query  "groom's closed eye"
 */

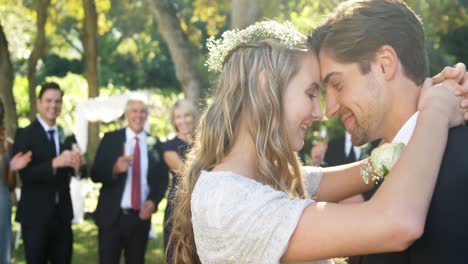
xmin=323 ymin=72 xmax=343 ymax=89
xmin=331 ymin=81 xmax=343 ymax=91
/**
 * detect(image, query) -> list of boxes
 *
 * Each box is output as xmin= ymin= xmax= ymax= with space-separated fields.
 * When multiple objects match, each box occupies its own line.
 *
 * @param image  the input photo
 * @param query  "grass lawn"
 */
xmin=10 ymin=182 xmax=167 ymax=264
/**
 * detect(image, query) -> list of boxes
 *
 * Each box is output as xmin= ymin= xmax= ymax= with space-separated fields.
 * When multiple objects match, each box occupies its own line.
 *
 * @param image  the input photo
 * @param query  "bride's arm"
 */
xmin=283 ymin=80 xmax=464 ymax=262
xmin=313 ymin=160 xmax=373 ymax=202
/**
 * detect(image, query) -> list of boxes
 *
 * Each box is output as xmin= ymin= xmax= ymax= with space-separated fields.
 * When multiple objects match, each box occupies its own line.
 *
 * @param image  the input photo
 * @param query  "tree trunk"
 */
xmin=82 ymin=0 xmax=100 ymax=165
xmin=232 ymin=0 xmax=261 ymax=29
xmin=0 ymin=23 xmax=18 ymax=139
xmin=146 ymin=0 xmax=202 ymax=104
xmin=27 ymin=0 xmax=51 ymax=121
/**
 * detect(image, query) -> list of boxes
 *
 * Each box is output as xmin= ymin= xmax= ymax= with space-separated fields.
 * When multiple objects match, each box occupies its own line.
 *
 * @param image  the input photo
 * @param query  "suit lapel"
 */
xmin=146 ymin=135 xmax=154 ymax=183
xmin=33 ymin=119 xmax=67 ymax=156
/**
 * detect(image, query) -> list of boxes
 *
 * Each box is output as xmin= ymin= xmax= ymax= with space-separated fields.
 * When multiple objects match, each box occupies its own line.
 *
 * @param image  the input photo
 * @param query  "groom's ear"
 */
xmin=374 ymin=45 xmax=398 ymax=81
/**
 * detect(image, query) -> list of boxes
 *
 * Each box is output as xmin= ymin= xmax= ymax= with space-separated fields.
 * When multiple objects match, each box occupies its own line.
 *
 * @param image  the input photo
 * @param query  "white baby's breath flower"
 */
xmin=206 ymin=21 xmax=305 ymax=73
xmin=146 ymin=136 xmax=156 ymax=147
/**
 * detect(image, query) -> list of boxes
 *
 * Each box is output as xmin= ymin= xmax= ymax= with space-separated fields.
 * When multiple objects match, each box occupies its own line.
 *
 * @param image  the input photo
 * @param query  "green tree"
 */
xmin=0 ymin=22 xmax=18 ymax=138
xmin=146 ymin=0 xmax=204 ymax=103
xmin=27 ymin=0 xmax=51 ymax=120
xmin=82 ymin=0 xmax=100 ymax=164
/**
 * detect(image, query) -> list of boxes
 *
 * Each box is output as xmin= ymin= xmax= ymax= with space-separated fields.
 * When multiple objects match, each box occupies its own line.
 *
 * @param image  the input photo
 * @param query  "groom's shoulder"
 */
xmin=447 ymin=125 xmax=468 ymax=142
xmin=444 ymin=125 xmax=468 ymax=159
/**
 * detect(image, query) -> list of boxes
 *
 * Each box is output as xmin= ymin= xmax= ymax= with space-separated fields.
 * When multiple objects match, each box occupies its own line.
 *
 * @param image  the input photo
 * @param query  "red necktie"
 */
xmin=131 ymin=136 xmax=141 ymax=209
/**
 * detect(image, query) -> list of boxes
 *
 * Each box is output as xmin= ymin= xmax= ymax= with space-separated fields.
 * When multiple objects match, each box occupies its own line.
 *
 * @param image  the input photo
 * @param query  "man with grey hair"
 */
xmin=91 ymin=96 xmax=168 ymax=264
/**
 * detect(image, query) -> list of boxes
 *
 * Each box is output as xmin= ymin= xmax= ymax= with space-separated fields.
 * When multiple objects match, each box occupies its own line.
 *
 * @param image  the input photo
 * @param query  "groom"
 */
xmin=309 ymin=0 xmax=468 ymax=263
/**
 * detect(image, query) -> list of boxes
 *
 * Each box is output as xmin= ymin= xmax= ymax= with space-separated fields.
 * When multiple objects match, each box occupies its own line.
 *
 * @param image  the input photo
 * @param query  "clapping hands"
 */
xmin=52 ymin=150 xmax=82 ymax=170
xmin=112 ymin=155 xmax=133 ymax=175
xmin=10 ymin=151 xmax=32 ymax=171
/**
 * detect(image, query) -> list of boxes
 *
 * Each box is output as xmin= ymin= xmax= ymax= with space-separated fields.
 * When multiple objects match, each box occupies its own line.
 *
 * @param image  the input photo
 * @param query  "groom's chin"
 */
xmin=350 ymin=131 xmax=370 ymax=147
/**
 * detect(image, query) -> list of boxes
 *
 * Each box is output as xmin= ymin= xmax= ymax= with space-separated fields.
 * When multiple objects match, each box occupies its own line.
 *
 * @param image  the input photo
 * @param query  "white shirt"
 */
xmin=37 ymin=115 xmax=59 ymax=156
xmin=120 ymin=128 xmax=149 ymax=209
xmin=391 ymin=112 xmax=419 ymax=144
xmin=345 ymin=131 xmax=361 ymax=160
xmin=37 ymin=115 xmax=60 ymax=203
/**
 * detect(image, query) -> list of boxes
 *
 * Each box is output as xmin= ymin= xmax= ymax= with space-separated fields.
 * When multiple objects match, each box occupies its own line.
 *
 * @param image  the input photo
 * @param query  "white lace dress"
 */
xmin=191 ymin=166 xmax=334 ymax=264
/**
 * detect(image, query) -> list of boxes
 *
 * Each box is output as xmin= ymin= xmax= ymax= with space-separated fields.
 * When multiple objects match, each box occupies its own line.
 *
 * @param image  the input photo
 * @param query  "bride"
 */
xmin=168 ymin=21 xmax=468 ymax=264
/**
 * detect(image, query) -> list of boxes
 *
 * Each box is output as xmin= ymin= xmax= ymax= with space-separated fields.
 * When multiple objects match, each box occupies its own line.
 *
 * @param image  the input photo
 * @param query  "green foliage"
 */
xmin=406 ymin=0 xmax=468 ymax=74
xmin=0 ymin=2 xmax=35 ymax=61
xmin=261 ymin=0 xmax=342 ymax=34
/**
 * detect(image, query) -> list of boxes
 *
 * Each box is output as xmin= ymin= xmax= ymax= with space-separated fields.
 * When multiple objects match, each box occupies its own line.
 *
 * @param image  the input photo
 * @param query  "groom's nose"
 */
xmin=325 ymin=92 xmax=340 ymax=118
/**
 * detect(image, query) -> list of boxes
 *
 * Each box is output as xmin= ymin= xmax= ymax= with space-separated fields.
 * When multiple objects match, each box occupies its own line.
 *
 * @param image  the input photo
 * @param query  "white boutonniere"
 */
xmin=146 ymin=136 xmax=157 ymax=148
xmin=146 ymin=136 xmax=160 ymax=162
xmin=361 ymin=143 xmax=405 ymax=184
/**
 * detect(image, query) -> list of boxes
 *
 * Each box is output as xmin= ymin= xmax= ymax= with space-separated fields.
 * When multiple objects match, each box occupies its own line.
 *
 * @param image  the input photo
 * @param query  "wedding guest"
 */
xmin=168 ymin=21 xmax=468 ymax=263
xmin=161 ymin=99 xmax=198 ymax=262
xmin=310 ymin=141 xmax=328 ymax=167
xmin=12 ymin=82 xmax=82 ymax=263
xmin=0 ymin=99 xmax=32 ymax=264
xmin=91 ymin=95 xmax=168 ymax=264
xmin=324 ymin=131 xmax=380 ymax=203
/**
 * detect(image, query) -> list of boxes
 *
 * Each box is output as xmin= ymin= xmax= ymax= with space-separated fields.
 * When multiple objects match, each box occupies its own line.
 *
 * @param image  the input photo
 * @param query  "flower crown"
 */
xmin=206 ymin=21 xmax=305 ymax=73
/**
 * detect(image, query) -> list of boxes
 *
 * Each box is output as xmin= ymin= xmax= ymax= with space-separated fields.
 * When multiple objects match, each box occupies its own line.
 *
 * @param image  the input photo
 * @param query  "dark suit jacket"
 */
xmin=91 ymin=128 xmax=168 ymax=229
xmin=324 ymin=136 xmax=380 ymax=166
xmin=12 ymin=119 xmax=76 ymax=226
xmin=361 ymin=126 xmax=468 ymax=263
xmin=324 ymin=136 xmax=349 ymax=166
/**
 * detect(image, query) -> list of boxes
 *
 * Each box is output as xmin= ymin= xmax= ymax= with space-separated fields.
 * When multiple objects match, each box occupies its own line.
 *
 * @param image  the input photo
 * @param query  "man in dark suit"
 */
xmin=324 ymin=131 xmax=380 ymax=202
xmin=12 ymin=82 xmax=81 ymax=264
xmin=91 ymin=96 xmax=168 ymax=264
xmin=309 ymin=0 xmax=468 ymax=263
xmin=324 ymin=131 xmax=363 ymax=167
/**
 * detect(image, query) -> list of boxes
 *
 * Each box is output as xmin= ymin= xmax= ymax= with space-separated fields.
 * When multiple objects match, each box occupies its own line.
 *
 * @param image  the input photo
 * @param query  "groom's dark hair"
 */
xmin=308 ymin=0 xmax=429 ymax=86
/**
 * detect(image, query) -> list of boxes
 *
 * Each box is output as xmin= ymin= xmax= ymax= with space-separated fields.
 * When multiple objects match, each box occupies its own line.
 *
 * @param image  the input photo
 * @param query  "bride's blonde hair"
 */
xmin=169 ymin=24 xmax=311 ymax=264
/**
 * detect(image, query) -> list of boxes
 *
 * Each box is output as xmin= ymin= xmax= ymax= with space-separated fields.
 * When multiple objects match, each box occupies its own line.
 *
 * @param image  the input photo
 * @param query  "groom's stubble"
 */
xmin=348 ymin=71 xmax=388 ymax=146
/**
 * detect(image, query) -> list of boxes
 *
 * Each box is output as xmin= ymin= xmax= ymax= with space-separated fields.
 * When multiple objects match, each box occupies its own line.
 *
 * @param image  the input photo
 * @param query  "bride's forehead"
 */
xmin=297 ymin=54 xmax=320 ymax=79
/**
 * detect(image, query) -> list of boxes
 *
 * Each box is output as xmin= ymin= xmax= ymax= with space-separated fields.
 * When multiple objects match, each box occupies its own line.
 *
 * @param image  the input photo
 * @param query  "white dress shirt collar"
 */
xmin=391 ymin=112 xmax=419 ymax=145
xmin=37 ymin=115 xmax=58 ymax=133
xmin=37 ymin=115 xmax=60 ymax=156
xmin=345 ymin=131 xmax=361 ymax=160
xmin=125 ymin=127 xmax=147 ymax=143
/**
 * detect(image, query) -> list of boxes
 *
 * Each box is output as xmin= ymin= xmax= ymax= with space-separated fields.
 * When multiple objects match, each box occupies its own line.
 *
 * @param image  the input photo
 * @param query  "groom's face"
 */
xmin=318 ymin=50 xmax=387 ymax=146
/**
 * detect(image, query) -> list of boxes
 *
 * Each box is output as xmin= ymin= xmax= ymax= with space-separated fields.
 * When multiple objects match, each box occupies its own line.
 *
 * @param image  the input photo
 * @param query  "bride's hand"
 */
xmin=418 ymin=78 xmax=466 ymax=128
xmin=432 ymin=62 xmax=466 ymax=85
xmin=432 ymin=62 xmax=468 ymax=119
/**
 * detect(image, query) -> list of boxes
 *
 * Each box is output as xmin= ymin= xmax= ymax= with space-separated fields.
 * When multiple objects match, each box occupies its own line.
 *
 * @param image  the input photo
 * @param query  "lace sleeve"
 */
xmin=303 ymin=166 xmax=323 ymax=196
xmin=191 ymin=171 xmax=314 ymax=264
